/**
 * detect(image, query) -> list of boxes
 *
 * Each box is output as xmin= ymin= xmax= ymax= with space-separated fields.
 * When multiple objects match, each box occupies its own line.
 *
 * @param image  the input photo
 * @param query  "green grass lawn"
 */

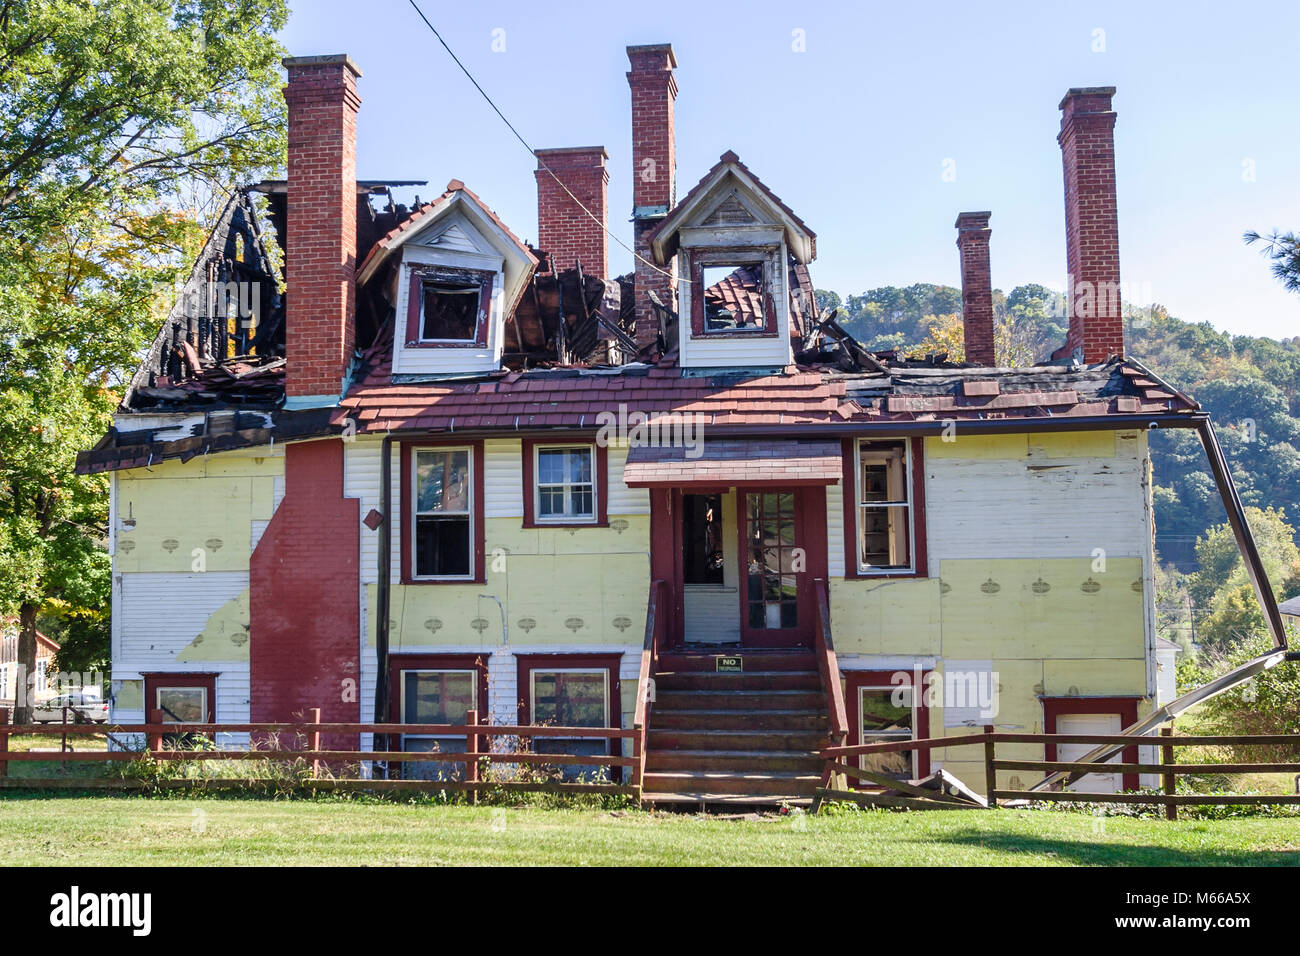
xmin=1 ymin=796 xmax=1298 ymax=865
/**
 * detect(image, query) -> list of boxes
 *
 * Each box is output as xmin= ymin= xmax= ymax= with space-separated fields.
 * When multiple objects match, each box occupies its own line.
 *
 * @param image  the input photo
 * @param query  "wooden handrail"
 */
xmin=812 ymin=578 xmax=850 ymax=747
xmin=631 ymin=578 xmax=667 ymax=796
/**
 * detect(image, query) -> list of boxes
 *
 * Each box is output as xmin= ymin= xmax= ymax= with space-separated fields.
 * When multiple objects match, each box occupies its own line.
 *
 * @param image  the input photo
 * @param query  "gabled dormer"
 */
xmin=358 ymin=180 xmax=537 ymax=376
xmin=648 ymin=151 xmax=816 ymax=369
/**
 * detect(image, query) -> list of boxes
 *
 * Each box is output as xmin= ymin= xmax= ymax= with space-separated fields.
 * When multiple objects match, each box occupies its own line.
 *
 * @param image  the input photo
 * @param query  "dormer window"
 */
xmin=407 ymin=266 xmax=492 ymax=348
xmin=701 ymin=263 xmax=767 ymax=333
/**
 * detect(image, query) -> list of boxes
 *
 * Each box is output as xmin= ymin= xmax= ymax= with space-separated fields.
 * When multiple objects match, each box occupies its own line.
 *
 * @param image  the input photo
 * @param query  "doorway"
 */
xmin=681 ymin=492 xmax=740 ymax=644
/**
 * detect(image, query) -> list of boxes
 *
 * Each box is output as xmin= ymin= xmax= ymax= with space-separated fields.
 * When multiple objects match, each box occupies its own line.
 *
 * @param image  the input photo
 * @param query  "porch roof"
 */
xmin=622 ymin=439 xmax=842 ymax=487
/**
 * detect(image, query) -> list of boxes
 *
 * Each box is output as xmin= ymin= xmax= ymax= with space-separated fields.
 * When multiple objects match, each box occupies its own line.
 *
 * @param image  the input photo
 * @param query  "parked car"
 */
xmin=32 ymin=693 xmax=108 ymax=724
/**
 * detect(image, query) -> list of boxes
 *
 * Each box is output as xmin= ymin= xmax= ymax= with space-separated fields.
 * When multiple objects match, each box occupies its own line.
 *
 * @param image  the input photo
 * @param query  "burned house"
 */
xmin=79 ymin=49 xmax=1284 ymax=802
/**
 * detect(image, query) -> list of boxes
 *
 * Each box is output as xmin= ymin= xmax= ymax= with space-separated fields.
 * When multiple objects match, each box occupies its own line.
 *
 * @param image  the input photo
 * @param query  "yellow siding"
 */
xmin=828 ymin=578 xmax=940 ymax=655
xmin=176 ymin=589 xmax=251 ymax=662
xmin=924 ymin=434 xmax=1028 ymax=460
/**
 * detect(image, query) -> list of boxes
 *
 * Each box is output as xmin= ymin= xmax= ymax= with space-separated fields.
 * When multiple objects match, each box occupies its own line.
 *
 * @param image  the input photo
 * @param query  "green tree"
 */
xmin=0 ymin=0 xmax=287 ymax=721
xmin=1244 ymin=230 xmax=1300 ymax=294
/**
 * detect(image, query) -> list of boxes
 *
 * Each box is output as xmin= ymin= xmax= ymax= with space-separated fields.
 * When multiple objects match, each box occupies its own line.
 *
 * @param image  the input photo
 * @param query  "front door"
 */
xmin=738 ymin=489 xmax=819 ymax=647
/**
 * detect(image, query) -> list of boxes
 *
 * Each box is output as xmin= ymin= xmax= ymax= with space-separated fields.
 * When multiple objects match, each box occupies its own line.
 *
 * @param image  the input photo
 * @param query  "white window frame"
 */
xmin=398 ymin=667 xmax=477 ymax=763
xmin=858 ymin=682 xmax=920 ymax=779
xmin=854 ymin=438 xmax=916 ymax=575
xmin=411 ymin=445 xmax=475 ymax=581
xmin=533 ymin=443 xmax=598 ymax=525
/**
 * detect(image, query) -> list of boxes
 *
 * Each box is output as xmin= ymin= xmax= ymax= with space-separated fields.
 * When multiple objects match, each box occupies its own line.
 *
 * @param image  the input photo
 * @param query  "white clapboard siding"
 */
xmin=826 ymin=480 xmax=845 ymax=578
xmin=606 ymin=445 xmax=650 ymax=515
xmin=118 ymin=571 xmax=248 ymax=668
xmin=683 ymin=588 xmax=741 ymax=643
xmin=925 ymin=456 xmax=1148 ymax=560
xmin=484 ymin=438 xmax=523 ymax=517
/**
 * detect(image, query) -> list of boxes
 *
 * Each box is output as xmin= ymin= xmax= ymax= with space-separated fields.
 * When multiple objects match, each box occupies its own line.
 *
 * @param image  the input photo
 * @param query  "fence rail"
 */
xmin=817 ymin=725 xmax=1300 ymax=818
xmin=0 ymin=706 xmax=640 ymax=799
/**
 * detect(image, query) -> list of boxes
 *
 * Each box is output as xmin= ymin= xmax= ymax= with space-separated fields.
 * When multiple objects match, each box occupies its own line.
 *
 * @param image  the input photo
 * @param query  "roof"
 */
xmin=1278 ymin=596 xmax=1300 ymax=616
xmin=646 ymin=151 xmax=817 ymax=264
xmin=623 ymin=440 xmax=842 ymax=487
xmin=333 ymin=356 xmax=1199 ymax=435
xmin=356 ymin=179 xmax=537 ymax=284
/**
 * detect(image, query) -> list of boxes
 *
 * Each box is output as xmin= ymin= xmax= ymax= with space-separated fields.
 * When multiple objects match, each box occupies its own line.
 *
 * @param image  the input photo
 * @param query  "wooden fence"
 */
xmin=0 ymin=706 xmax=640 ymax=799
xmin=817 ymin=725 xmax=1300 ymax=817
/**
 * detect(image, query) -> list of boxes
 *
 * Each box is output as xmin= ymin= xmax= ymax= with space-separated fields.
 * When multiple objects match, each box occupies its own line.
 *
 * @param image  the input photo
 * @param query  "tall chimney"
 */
xmin=627 ymin=43 xmax=677 ymax=351
xmin=534 ymin=146 xmax=609 ymax=277
xmin=955 ymin=211 xmax=996 ymax=366
xmin=282 ymin=54 xmax=361 ymax=407
xmin=1059 ymin=86 xmax=1123 ymax=363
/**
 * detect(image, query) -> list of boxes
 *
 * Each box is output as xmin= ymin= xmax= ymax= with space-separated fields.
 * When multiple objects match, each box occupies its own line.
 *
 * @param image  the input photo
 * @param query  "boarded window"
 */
xmin=413 ymin=448 xmax=472 ymax=578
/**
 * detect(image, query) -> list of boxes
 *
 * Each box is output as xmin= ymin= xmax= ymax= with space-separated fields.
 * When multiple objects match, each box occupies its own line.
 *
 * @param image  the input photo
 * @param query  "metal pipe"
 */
xmin=374 ymin=434 xmax=393 ymax=777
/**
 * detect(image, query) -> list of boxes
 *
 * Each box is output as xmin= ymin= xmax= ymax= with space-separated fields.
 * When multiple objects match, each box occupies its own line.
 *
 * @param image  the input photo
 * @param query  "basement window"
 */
xmin=399 ymin=667 xmax=476 ymax=781
xmin=856 ymin=439 xmax=914 ymax=573
xmin=701 ymin=263 xmax=767 ymax=332
xmin=518 ymin=655 xmax=620 ymax=783
xmin=413 ymin=448 xmax=473 ymax=579
xmin=856 ymin=682 xmax=920 ymax=782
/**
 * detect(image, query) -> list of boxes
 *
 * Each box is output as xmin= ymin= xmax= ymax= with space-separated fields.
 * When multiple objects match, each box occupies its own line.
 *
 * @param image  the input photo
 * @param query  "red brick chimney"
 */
xmin=535 ymin=146 xmax=609 ymax=277
xmin=955 ymin=211 xmax=995 ymax=366
xmin=627 ymin=43 xmax=677 ymax=350
xmin=1059 ymin=86 xmax=1123 ymax=363
xmin=282 ymin=54 xmax=361 ymax=406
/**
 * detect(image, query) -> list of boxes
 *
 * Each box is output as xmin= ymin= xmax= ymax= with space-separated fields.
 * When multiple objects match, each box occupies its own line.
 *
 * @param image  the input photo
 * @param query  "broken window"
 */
xmin=420 ymin=278 xmax=484 ymax=341
xmin=529 ymin=668 xmax=610 ymax=781
xmin=413 ymin=448 xmax=473 ymax=578
xmin=858 ymin=684 xmax=918 ymax=782
xmin=534 ymin=445 xmax=595 ymax=522
xmin=857 ymin=440 xmax=913 ymax=572
xmin=701 ymin=263 xmax=766 ymax=332
xmin=400 ymin=667 xmax=476 ymax=781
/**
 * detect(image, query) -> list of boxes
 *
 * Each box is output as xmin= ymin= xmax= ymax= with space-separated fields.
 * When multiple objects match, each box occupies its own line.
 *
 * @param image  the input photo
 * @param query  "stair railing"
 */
xmin=813 ymin=578 xmax=850 ymax=758
xmin=632 ymin=578 xmax=668 ymax=800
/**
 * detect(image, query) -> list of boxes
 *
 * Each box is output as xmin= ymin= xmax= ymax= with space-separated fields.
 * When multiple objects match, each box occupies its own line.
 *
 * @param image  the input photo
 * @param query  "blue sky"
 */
xmin=281 ymin=0 xmax=1300 ymax=340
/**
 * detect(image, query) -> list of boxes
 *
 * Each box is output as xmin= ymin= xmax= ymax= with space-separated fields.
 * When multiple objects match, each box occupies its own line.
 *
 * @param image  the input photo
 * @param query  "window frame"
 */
xmin=687 ymin=249 xmax=780 ymax=340
xmin=388 ymin=653 xmax=490 ymax=781
xmin=521 ymin=438 xmax=608 ymax=528
xmin=143 ymin=673 xmax=216 ymax=723
xmin=842 ymin=436 xmax=928 ymax=579
xmin=845 ymin=669 xmax=932 ymax=781
xmin=400 ymin=440 xmax=486 ymax=585
xmin=404 ymin=265 xmax=494 ymax=349
xmin=516 ymin=654 xmax=622 ymax=780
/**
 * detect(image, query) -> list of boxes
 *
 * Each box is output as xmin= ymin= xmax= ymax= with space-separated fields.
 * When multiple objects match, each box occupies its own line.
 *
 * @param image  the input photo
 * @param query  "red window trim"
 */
xmin=404 ymin=265 xmax=493 ymax=349
xmin=387 ymin=653 xmax=491 ymax=724
xmin=845 ymin=669 xmax=933 ymax=780
xmin=520 ymin=437 xmax=609 ymax=528
xmin=515 ymin=654 xmax=622 ymax=729
xmin=687 ymin=249 xmax=781 ymax=340
xmin=399 ymin=439 xmax=486 ymax=585
xmin=143 ymin=673 xmax=216 ymax=722
xmin=841 ymin=435 xmax=928 ymax=580
xmin=1042 ymin=696 xmax=1142 ymax=792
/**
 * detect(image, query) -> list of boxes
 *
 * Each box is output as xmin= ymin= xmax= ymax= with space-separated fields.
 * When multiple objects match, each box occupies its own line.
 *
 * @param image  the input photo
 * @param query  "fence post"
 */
xmin=465 ymin=709 xmax=479 ymax=805
xmin=148 ymin=708 xmax=165 ymax=761
xmin=1161 ymin=725 xmax=1177 ymax=821
xmin=983 ymin=724 xmax=998 ymax=809
xmin=0 ymin=707 xmax=9 ymax=779
xmin=308 ymin=707 xmax=322 ymax=780
xmin=631 ymin=725 xmax=644 ymax=799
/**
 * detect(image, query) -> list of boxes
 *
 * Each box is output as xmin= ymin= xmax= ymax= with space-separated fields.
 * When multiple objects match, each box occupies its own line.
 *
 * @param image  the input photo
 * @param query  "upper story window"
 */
xmin=408 ymin=267 xmax=492 ymax=347
xmin=413 ymin=447 xmax=473 ymax=579
xmin=701 ymin=263 xmax=767 ymax=333
xmin=855 ymin=439 xmax=915 ymax=574
xmin=536 ymin=444 xmax=595 ymax=523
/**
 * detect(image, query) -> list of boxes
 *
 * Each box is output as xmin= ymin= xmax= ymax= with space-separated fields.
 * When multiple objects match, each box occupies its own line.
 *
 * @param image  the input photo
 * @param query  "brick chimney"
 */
xmin=627 ymin=43 xmax=677 ymax=350
xmin=534 ymin=146 xmax=609 ymax=277
xmin=955 ymin=211 xmax=996 ymax=366
xmin=282 ymin=54 xmax=361 ymax=407
xmin=1059 ymin=86 xmax=1123 ymax=363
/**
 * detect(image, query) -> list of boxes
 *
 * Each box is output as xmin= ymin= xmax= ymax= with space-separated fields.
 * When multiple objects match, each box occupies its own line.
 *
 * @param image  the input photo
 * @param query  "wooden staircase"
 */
xmin=641 ymin=650 xmax=828 ymax=806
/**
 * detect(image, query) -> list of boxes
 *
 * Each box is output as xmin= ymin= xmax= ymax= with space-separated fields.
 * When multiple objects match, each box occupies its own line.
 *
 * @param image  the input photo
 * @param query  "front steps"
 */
xmin=642 ymin=650 xmax=828 ymax=807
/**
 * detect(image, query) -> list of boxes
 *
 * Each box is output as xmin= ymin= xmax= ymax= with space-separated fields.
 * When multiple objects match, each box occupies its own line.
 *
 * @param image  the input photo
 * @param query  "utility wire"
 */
xmin=405 ymin=0 xmax=680 ymax=282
